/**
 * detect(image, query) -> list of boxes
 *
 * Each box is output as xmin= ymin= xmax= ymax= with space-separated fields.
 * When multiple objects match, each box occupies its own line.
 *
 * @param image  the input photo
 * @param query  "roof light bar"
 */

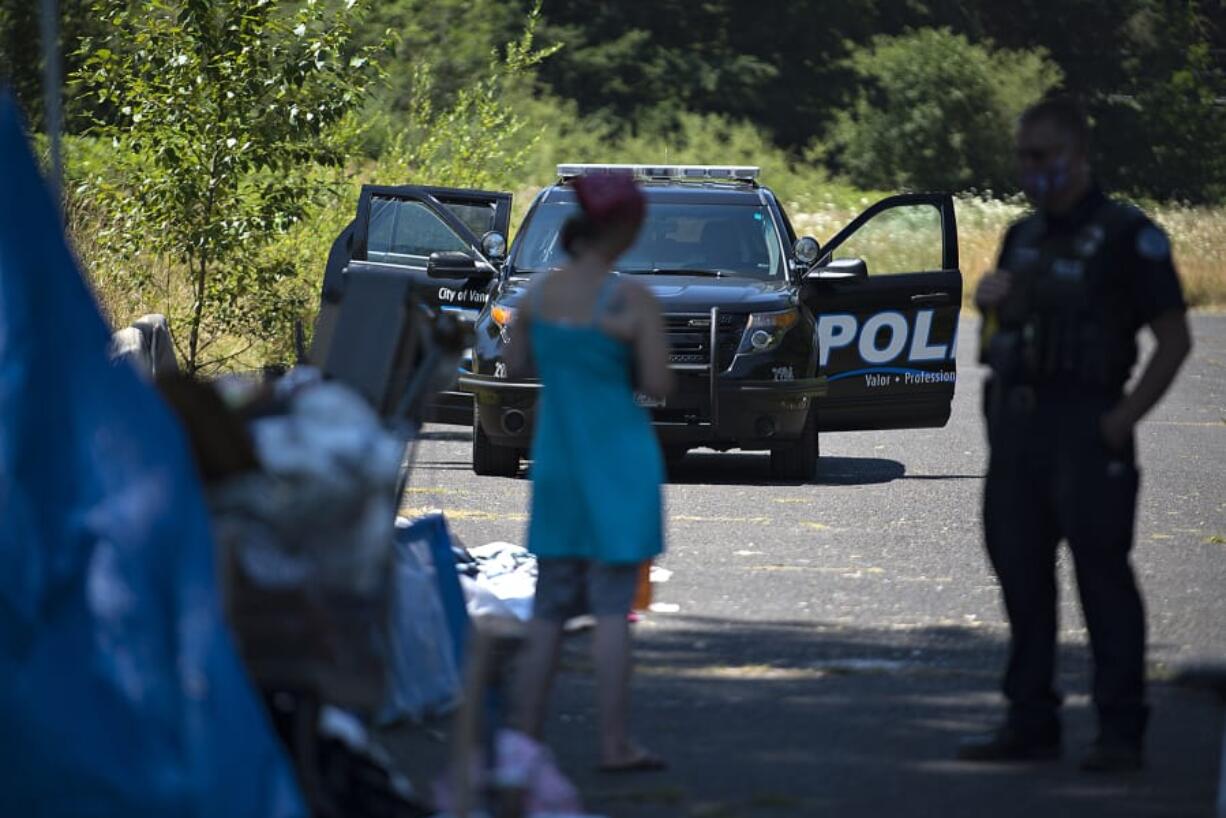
xmin=556 ymin=163 xmax=760 ymax=182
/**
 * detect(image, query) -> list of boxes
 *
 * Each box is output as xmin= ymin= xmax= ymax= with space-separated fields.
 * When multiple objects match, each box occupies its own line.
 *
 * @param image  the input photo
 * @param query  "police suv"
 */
xmin=316 ymin=165 xmax=962 ymax=479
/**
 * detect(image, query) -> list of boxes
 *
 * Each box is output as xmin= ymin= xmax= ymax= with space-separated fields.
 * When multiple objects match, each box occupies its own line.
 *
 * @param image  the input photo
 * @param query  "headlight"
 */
xmin=491 ymin=305 xmax=516 ymax=328
xmin=737 ymin=308 xmax=799 ymax=354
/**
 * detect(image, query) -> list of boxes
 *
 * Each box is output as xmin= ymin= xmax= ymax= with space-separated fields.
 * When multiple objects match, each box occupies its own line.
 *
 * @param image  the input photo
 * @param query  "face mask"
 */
xmin=1021 ymin=158 xmax=1071 ymax=208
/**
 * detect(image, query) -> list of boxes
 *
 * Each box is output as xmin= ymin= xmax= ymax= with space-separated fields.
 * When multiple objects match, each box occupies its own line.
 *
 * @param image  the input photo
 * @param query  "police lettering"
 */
xmin=816 ymin=309 xmax=955 ymax=367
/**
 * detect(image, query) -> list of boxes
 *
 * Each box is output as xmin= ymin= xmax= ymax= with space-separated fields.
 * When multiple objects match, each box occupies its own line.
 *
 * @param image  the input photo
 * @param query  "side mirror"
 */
xmin=481 ymin=231 xmax=508 ymax=261
xmin=793 ymin=236 xmax=821 ymax=266
xmin=804 ymin=257 xmax=869 ymax=281
xmin=427 ymin=251 xmax=480 ymax=279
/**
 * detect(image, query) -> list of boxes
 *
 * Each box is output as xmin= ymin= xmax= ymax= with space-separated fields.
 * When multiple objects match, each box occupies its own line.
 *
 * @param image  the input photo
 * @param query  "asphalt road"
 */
xmin=394 ymin=313 xmax=1226 ymax=817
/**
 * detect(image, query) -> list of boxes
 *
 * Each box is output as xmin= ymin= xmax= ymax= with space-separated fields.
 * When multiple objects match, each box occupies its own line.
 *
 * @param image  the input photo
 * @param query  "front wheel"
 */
xmin=472 ymin=405 xmax=521 ymax=477
xmin=770 ymin=406 xmax=819 ymax=481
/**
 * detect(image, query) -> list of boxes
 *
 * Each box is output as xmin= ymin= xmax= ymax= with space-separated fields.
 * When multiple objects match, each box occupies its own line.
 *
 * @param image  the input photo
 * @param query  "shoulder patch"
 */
xmin=1135 ymin=225 xmax=1171 ymax=261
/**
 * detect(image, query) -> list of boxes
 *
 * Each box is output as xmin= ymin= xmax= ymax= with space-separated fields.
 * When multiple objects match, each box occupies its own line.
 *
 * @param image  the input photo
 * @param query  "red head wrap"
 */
xmin=572 ymin=173 xmax=646 ymax=228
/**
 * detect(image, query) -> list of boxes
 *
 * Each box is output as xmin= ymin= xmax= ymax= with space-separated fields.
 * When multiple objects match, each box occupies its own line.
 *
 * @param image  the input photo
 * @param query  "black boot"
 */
xmin=1079 ymin=739 xmax=1144 ymax=773
xmin=957 ymin=724 xmax=1061 ymax=762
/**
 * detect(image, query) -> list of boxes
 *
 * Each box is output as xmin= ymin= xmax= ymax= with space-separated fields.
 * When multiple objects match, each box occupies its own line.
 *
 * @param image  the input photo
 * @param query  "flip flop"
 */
xmin=597 ymin=752 xmax=668 ymax=774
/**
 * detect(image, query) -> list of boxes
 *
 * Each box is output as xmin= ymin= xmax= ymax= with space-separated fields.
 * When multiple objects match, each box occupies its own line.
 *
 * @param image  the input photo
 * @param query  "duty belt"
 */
xmin=1007 ymin=384 xmax=1037 ymax=413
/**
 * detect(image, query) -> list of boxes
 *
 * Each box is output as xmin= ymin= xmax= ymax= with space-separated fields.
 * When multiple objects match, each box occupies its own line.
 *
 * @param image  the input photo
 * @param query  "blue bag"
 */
xmin=379 ymin=515 xmax=466 ymax=724
xmin=0 ymin=91 xmax=305 ymax=817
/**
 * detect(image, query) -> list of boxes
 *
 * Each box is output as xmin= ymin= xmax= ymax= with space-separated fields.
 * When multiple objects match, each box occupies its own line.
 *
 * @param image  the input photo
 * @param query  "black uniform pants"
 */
xmin=984 ymin=386 xmax=1148 ymax=743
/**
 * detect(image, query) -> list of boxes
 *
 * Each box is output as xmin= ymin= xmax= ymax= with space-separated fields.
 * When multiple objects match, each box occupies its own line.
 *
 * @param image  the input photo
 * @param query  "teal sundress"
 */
xmin=526 ymin=274 xmax=665 ymax=565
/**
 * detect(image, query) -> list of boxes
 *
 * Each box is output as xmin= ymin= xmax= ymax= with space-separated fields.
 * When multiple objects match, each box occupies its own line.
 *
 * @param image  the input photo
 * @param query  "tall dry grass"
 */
xmin=1150 ymin=204 xmax=1226 ymax=309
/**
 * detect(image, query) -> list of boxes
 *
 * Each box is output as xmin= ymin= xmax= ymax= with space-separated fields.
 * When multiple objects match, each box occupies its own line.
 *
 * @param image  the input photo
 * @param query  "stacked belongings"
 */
xmin=156 ymin=260 xmax=474 ymax=815
xmin=161 ymin=370 xmax=431 ymax=817
xmin=208 ymin=376 xmax=402 ymax=716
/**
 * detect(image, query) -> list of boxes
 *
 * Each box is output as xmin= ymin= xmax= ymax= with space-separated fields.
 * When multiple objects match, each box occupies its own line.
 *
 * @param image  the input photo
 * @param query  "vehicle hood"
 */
xmin=497 ymin=274 xmax=795 ymax=314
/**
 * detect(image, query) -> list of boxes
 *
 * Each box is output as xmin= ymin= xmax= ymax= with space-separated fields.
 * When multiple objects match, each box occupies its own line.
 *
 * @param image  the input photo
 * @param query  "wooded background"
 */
xmin=2 ymin=0 xmax=1222 ymax=369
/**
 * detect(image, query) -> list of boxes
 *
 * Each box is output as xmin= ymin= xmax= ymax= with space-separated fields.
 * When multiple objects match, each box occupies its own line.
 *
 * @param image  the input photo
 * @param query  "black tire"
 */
xmin=770 ymin=406 xmax=819 ymax=481
xmin=472 ymin=405 xmax=521 ymax=477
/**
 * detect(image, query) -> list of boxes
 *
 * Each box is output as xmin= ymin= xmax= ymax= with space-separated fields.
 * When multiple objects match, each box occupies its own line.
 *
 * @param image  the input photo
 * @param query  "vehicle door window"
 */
xmin=440 ymin=200 xmax=498 ymax=238
xmin=367 ymin=196 xmax=470 ymax=263
xmin=830 ymin=204 xmax=944 ymax=275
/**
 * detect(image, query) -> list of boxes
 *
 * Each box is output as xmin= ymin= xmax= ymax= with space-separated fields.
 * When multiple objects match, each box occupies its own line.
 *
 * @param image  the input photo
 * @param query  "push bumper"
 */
xmin=458 ymin=371 xmax=826 ymax=450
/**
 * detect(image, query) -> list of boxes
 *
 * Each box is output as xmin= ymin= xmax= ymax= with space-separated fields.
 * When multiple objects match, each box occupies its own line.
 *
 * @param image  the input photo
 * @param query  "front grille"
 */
xmin=662 ymin=312 xmax=746 ymax=371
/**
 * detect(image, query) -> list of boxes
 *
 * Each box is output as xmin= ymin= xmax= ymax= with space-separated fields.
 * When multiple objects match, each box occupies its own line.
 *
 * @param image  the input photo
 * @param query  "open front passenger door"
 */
xmin=801 ymin=193 xmax=962 ymax=431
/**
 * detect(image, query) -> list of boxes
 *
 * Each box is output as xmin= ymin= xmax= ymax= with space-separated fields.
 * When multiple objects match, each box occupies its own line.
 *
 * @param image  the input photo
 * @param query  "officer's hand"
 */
xmin=1100 ymin=406 xmax=1134 ymax=452
xmin=974 ymin=271 xmax=1013 ymax=311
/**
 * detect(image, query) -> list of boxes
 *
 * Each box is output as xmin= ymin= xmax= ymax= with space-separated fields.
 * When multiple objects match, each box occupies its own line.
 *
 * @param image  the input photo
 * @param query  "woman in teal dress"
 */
xmin=506 ymin=173 xmax=674 ymax=772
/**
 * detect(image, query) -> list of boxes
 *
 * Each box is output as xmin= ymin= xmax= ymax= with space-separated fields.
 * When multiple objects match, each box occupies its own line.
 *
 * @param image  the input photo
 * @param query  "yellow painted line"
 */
xmin=748 ymin=564 xmax=857 ymax=573
xmin=670 ymin=514 xmax=772 ymax=524
xmin=398 ymin=506 xmax=527 ymax=523
xmin=640 ymin=663 xmax=828 ymax=681
xmin=800 ymin=522 xmax=831 ymax=531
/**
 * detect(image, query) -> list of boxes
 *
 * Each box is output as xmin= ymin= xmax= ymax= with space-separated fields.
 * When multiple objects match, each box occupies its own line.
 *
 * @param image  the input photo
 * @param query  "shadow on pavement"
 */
xmin=811 ymin=456 xmax=907 ymax=485
xmin=414 ymin=452 xmax=909 ymax=487
xmin=664 ymin=453 xmax=907 ymax=487
xmin=416 ymin=429 xmax=474 ymax=443
xmin=517 ymin=616 xmax=1222 ymax=818
xmin=414 ymin=449 xmax=978 ymax=488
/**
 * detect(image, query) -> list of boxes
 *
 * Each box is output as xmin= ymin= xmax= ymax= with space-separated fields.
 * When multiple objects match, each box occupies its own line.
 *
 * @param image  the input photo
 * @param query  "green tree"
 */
xmin=828 ymin=28 xmax=1062 ymax=192
xmin=74 ymin=0 xmax=389 ymax=373
xmin=1109 ymin=2 xmax=1226 ymax=201
xmin=384 ymin=0 xmax=560 ymax=190
xmin=1133 ymin=42 xmax=1226 ymax=202
xmin=0 ymin=0 xmax=106 ymax=131
xmin=358 ymin=0 xmax=525 ymax=116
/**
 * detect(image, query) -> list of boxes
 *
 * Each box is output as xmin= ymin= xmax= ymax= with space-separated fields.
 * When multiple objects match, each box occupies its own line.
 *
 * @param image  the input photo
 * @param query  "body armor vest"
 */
xmin=989 ymin=202 xmax=1140 ymax=395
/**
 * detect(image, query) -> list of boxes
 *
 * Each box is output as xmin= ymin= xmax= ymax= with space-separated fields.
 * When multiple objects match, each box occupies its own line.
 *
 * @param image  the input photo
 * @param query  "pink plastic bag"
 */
xmin=434 ymin=729 xmax=583 ymax=815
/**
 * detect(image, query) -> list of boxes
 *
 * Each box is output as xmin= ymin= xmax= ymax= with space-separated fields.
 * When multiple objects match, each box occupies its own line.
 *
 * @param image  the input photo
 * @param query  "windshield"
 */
xmin=513 ymin=200 xmax=786 ymax=279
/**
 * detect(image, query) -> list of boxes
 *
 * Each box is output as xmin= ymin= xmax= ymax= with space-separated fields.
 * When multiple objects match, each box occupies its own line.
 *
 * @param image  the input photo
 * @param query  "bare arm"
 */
xmin=1101 ymin=309 xmax=1193 ymax=447
xmin=601 ymin=282 xmax=675 ymax=399
xmin=630 ymin=289 xmax=675 ymax=400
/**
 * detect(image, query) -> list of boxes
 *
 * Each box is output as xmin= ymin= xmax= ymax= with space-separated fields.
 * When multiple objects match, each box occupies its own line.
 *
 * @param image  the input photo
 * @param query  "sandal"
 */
xmin=597 ymin=750 xmax=668 ymax=774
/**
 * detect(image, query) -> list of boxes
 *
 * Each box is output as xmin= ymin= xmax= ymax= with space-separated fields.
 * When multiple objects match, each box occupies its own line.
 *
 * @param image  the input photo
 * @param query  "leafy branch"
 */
xmin=74 ymin=0 xmax=391 ymax=373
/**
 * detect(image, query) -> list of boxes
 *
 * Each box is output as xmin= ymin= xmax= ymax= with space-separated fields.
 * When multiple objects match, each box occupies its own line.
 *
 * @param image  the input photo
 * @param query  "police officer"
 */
xmin=958 ymin=96 xmax=1192 ymax=771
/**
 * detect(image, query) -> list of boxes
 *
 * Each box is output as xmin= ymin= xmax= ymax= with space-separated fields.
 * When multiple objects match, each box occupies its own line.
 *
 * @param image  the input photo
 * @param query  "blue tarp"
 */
xmin=0 ymin=90 xmax=305 ymax=817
